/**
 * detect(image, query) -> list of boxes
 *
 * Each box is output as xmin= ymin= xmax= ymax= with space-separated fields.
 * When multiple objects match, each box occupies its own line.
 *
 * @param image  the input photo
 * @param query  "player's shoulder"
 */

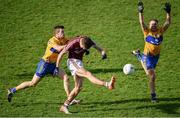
xmin=143 ymin=28 xmax=150 ymax=36
xmin=65 ymin=37 xmax=80 ymax=48
xmin=47 ymin=36 xmax=57 ymax=46
xmin=69 ymin=36 xmax=80 ymax=43
xmin=48 ymin=36 xmax=56 ymax=42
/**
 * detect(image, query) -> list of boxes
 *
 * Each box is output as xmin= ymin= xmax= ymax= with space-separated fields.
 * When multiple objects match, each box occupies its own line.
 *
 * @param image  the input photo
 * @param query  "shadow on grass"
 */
xmin=10 ymin=101 xmax=63 ymax=107
xmin=82 ymin=97 xmax=180 ymax=115
xmin=6 ymin=97 xmax=180 ymax=115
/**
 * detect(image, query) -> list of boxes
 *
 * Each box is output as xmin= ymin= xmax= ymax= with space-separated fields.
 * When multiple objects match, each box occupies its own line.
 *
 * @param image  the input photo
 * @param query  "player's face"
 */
xmin=149 ymin=20 xmax=158 ymax=32
xmin=55 ymin=28 xmax=65 ymax=39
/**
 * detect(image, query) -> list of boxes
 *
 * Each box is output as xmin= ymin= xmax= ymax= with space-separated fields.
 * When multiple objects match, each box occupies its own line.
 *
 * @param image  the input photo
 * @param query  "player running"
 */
xmin=55 ymin=35 xmax=116 ymax=114
xmin=132 ymin=2 xmax=171 ymax=102
xmin=7 ymin=25 xmax=79 ymax=105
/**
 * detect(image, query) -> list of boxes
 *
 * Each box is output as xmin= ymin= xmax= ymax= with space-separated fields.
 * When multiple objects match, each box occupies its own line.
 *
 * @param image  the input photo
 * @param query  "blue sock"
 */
xmin=10 ymin=88 xmax=16 ymax=93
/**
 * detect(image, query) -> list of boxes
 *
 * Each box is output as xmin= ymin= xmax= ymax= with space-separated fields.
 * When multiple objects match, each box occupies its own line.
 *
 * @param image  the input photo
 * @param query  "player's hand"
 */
xmin=53 ymin=67 xmax=59 ymax=77
xmin=164 ymin=2 xmax=171 ymax=13
xmin=138 ymin=1 xmax=144 ymax=13
xmin=101 ymin=51 xmax=107 ymax=60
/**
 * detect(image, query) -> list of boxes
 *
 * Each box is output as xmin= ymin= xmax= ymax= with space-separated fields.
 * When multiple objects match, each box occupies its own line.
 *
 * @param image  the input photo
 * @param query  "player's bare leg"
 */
xmin=58 ymin=69 xmax=70 ymax=96
xmin=140 ymin=60 xmax=148 ymax=75
xmin=60 ymin=75 xmax=83 ymax=114
xmin=69 ymin=75 xmax=81 ymax=106
xmin=132 ymin=49 xmax=157 ymax=102
xmin=7 ymin=74 xmax=41 ymax=102
xmin=132 ymin=49 xmax=148 ymax=75
xmin=147 ymin=69 xmax=157 ymax=102
xmin=16 ymin=74 xmax=41 ymax=90
xmin=75 ymin=67 xmax=116 ymax=90
xmin=58 ymin=69 xmax=80 ymax=105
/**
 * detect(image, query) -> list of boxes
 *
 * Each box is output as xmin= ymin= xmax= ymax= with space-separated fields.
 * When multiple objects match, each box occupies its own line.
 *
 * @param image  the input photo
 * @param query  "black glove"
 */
xmin=138 ymin=1 xmax=144 ymax=13
xmin=164 ymin=2 xmax=171 ymax=13
xmin=53 ymin=67 xmax=59 ymax=77
xmin=85 ymin=50 xmax=90 ymax=55
xmin=102 ymin=53 xmax=107 ymax=60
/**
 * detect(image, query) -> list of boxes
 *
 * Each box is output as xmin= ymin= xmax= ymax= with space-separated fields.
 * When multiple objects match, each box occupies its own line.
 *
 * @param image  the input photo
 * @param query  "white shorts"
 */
xmin=67 ymin=59 xmax=84 ymax=76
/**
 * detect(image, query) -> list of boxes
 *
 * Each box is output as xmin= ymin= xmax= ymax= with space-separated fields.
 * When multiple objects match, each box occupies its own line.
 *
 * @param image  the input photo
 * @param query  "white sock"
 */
xmin=105 ymin=82 xmax=109 ymax=87
xmin=64 ymin=103 xmax=69 ymax=107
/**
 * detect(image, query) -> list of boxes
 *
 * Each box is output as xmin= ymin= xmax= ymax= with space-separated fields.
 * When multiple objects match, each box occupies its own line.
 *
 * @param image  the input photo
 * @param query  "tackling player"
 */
xmin=132 ymin=2 xmax=171 ymax=102
xmin=55 ymin=36 xmax=116 ymax=114
xmin=7 ymin=25 xmax=79 ymax=105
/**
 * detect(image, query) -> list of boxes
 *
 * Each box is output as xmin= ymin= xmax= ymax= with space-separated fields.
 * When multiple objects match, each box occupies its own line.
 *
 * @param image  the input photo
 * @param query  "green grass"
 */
xmin=0 ymin=0 xmax=180 ymax=117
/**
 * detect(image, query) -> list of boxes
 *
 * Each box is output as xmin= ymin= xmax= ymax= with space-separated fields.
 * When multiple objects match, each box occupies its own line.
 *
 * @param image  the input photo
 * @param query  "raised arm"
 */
xmin=138 ymin=1 xmax=148 ymax=32
xmin=162 ymin=2 xmax=171 ymax=32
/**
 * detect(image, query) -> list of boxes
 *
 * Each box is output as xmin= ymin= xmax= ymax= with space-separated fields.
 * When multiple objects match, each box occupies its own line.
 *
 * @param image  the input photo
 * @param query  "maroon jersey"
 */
xmin=64 ymin=37 xmax=86 ymax=60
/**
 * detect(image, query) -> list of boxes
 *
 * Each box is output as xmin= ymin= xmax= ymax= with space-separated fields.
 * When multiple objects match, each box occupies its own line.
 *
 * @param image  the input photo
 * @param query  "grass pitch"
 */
xmin=0 ymin=0 xmax=180 ymax=117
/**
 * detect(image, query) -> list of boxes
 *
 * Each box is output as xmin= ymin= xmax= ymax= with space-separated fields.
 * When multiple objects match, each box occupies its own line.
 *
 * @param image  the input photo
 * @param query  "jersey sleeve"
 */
xmin=143 ymin=28 xmax=149 ymax=36
xmin=47 ymin=39 xmax=59 ymax=53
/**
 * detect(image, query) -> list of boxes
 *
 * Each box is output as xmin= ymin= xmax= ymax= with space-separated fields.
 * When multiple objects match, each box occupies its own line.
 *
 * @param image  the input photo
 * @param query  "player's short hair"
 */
xmin=149 ymin=19 xmax=159 ymax=24
xmin=54 ymin=25 xmax=64 ymax=29
xmin=81 ymin=36 xmax=95 ymax=49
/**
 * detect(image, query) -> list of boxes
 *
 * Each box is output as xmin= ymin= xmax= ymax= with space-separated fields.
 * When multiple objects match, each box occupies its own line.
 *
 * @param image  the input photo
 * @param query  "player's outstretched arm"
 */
xmin=53 ymin=45 xmax=66 ymax=52
xmin=53 ymin=48 xmax=67 ymax=76
xmin=92 ymin=42 xmax=107 ymax=59
xmin=138 ymin=1 xmax=148 ymax=32
xmin=162 ymin=2 xmax=171 ymax=32
xmin=56 ymin=48 xmax=67 ymax=67
xmin=48 ymin=40 xmax=66 ymax=52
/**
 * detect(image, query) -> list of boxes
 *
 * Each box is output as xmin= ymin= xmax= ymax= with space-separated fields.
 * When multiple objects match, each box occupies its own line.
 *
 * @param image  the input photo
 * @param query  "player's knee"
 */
xmin=85 ymin=71 xmax=92 ymax=77
xmin=29 ymin=81 xmax=37 ymax=87
xmin=149 ymin=73 xmax=156 ymax=82
xmin=59 ymin=72 xmax=66 ymax=79
xmin=63 ymin=75 xmax=69 ymax=81
xmin=151 ymin=74 xmax=156 ymax=81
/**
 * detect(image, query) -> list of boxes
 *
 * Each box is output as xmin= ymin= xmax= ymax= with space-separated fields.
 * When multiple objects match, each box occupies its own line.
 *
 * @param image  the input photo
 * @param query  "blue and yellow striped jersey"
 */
xmin=42 ymin=36 xmax=68 ymax=63
xmin=143 ymin=28 xmax=164 ymax=56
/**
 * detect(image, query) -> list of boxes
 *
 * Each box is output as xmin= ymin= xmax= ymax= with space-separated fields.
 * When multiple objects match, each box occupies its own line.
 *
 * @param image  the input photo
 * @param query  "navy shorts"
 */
xmin=35 ymin=59 xmax=56 ymax=78
xmin=142 ymin=54 xmax=159 ymax=70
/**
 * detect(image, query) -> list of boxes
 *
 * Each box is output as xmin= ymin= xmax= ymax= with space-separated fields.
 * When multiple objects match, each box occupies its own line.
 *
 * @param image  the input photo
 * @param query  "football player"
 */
xmin=55 ymin=35 xmax=116 ymax=114
xmin=132 ymin=2 xmax=171 ymax=102
xmin=7 ymin=25 xmax=79 ymax=105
